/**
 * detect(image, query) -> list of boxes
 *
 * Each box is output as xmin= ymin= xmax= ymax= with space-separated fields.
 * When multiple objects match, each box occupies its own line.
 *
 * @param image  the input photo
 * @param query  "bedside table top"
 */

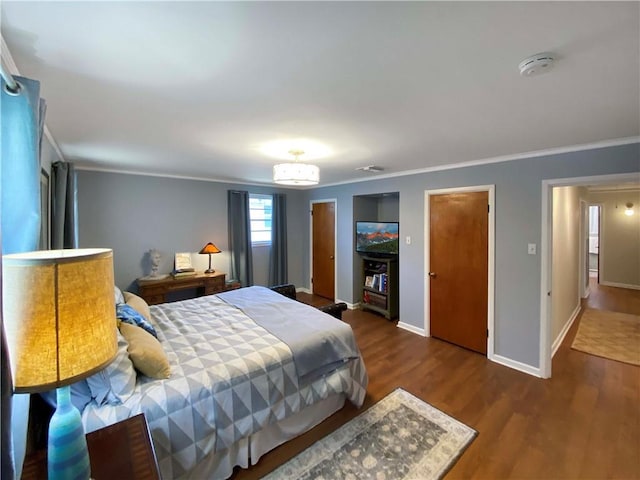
xmin=22 ymin=413 xmax=160 ymax=480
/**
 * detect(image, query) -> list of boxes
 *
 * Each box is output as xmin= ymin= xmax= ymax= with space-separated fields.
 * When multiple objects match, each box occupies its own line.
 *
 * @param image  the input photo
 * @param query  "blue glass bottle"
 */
xmin=48 ymin=385 xmax=91 ymax=480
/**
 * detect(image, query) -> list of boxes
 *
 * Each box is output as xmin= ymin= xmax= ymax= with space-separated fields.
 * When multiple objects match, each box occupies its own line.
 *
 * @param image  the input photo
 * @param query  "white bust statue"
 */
xmin=141 ymin=248 xmax=169 ymax=280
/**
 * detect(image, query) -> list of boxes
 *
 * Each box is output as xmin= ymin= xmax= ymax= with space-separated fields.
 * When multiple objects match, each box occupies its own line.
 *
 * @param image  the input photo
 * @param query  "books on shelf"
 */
xmin=364 ymin=272 xmax=388 ymax=293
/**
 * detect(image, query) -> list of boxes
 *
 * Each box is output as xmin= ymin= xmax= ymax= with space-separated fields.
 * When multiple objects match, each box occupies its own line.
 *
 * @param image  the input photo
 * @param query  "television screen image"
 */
xmin=355 ymin=222 xmax=399 ymax=255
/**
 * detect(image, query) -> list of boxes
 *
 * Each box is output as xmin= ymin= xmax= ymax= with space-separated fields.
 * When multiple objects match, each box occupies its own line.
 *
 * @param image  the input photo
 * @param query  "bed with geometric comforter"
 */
xmin=81 ymin=286 xmax=368 ymax=479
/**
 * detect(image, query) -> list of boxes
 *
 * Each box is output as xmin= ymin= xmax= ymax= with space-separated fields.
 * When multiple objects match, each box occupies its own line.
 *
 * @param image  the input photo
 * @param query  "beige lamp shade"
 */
xmin=2 ymin=248 xmax=118 ymax=393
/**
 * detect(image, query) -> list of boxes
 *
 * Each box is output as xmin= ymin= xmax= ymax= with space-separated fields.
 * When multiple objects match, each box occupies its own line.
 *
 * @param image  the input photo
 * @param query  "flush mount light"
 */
xmin=273 ymin=150 xmax=320 ymax=186
xmin=624 ymin=202 xmax=634 ymax=216
xmin=519 ymin=52 xmax=555 ymax=77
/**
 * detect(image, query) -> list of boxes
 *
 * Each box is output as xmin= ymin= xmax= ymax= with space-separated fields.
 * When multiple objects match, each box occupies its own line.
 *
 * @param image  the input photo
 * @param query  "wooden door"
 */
xmin=312 ymin=202 xmax=335 ymax=299
xmin=429 ymin=191 xmax=488 ymax=354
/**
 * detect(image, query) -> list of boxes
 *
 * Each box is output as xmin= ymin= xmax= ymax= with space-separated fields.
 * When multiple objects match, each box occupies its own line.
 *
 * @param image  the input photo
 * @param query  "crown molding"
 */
xmin=319 ymin=136 xmax=640 ymax=189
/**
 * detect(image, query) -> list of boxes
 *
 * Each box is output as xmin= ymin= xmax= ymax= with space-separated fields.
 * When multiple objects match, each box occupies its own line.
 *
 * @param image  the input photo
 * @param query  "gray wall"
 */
xmin=77 ymin=171 xmax=308 ymax=291
xmin=76 ymin=143 xmax=638 ymax=371
xmin=307 ymin=143 xmax=639 ymax=370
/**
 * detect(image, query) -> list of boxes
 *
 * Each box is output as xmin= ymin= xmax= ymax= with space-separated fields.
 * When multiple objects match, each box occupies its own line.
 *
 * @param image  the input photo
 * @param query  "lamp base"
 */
xmin=48 ymin=386 xmax=91 ymax=480
xmin=204 ymin=268 xmax=215 ymax=274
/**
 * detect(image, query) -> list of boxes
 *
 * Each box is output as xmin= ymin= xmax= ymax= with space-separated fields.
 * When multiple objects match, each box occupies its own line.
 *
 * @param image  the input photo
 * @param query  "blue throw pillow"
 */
xmin=40 ymin=381 xmax=93 ymax=412
xmin=116 ymin=304 xmax=157 ymax=338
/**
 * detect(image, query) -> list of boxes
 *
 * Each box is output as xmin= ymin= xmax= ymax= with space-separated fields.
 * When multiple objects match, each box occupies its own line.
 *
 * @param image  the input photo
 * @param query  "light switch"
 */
xmin=528 ymin=243 xmax=536 ymax=255
xmin=406 ymin=236 xmax=411 ymax=245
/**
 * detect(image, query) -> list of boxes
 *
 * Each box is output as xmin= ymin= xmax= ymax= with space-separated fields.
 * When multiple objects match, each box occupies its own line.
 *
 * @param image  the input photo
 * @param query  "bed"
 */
xmin=76 ymin=285 xmax=368 ymax=479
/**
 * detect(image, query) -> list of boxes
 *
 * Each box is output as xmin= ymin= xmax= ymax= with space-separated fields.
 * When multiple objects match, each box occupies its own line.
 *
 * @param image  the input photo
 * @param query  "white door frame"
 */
xmin=539 ymin=172 xmax=638 ymax=378
xmin=424 ymin=184 xmax=496 ymax=358
xmin=309 ymin=198 xmax=338 ymax=298
xmin=579 ymin=199 xmax=590 ymax=299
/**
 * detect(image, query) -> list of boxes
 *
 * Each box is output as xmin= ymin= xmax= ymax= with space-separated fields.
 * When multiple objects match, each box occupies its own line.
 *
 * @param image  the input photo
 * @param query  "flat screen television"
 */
xmin=355 ymin=221 xmax=399 ymax=255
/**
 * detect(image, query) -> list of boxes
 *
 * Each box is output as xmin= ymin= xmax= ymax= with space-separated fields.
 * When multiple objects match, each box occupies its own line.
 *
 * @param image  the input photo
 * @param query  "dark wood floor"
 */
xmin=234 ymin=282 xmax=640 ymax=479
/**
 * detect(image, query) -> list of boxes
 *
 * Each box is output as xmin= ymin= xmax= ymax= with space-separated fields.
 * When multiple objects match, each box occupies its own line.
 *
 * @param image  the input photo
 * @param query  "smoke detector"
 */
xmin=519 ymin=52 xmax=555 ymax=77
xmin=356 ymin=165 xmax=385 ymax=173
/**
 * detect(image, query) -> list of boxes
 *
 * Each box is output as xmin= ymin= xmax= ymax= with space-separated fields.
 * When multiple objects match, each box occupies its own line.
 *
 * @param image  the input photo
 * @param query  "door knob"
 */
xmin=428 ymin=272 xmax=437 ymax=277
xmin=330 ymin=255 xmax=335 ymax=260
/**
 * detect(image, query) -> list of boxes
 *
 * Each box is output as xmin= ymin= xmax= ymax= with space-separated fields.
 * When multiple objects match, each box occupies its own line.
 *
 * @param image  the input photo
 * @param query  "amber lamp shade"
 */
xmin=3 ymin=248 xmax=118 ymax=480
xmin=2 ymin=248 xmax=118 ymax=392
xmin=199 ymin=242 xmax=221 ymax=274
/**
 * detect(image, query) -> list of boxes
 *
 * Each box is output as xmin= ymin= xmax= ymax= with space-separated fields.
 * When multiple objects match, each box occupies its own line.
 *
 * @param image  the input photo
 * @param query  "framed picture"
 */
xmin=364 ymin=275 xmax=374 ymax=288
xmin=39 ymin=169 xmax=50 ymax=250
xmin=174 ymin=252 xmax=194 ymax=272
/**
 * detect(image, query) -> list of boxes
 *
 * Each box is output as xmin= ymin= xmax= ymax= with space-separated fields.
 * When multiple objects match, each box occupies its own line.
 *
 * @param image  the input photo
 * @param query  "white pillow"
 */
xmin=86 ymin=330 xmax=136 ymax=405
xmin=114 ymin=285 xmax=125 ymax=305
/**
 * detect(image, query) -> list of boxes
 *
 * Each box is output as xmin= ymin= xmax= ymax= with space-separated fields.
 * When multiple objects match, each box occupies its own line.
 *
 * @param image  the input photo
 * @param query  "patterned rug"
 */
xmin=262 ymin=388 xmax=477 ymax=480
xmin=571 ymin=308 xmax=640 ymax=366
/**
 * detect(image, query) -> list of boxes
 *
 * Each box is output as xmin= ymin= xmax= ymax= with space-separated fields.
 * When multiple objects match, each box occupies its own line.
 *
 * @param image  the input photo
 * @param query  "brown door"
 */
xmin=312 ymin=202 xmax=335 ymax=300
xmin=429 ymin=191 xmax=488 ymax=354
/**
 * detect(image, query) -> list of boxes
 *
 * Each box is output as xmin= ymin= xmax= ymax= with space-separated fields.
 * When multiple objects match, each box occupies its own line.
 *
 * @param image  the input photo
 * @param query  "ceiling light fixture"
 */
xmin=624 ymin=202 xmax=634 ymax=216
xmin=273 ymin=149 xmax=319 ymax=186
xmin=519 ymin=52 xmax=555 ymax=77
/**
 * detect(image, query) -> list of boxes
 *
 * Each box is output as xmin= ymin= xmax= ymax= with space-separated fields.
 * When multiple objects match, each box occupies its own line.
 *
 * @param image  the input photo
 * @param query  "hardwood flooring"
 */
xmin=233 ymin=283 xmax=640 ymax=479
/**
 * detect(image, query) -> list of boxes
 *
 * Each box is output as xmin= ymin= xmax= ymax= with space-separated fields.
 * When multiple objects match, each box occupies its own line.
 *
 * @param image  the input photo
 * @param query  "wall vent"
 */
xmin=356 ymin=165 xmax=385 ymax=173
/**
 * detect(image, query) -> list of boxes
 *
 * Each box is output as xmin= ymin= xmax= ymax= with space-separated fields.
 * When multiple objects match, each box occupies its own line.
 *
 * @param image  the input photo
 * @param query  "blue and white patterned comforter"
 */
xmin=82 ymin=290 xmax=368 ymax=479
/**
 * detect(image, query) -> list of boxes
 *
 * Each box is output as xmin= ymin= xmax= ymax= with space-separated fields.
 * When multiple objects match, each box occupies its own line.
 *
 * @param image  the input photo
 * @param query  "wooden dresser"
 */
xmin=138 ymin=271 xmax=229 ymax=305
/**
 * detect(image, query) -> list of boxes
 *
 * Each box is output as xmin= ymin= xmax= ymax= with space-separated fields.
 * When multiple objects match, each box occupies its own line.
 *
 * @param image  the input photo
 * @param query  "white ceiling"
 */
xmin=2 ymin=1 xmax=639 ymax=187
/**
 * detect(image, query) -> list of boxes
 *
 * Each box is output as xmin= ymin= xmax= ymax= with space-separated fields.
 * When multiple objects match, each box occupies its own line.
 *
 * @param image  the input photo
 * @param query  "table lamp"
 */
xmin=198 ymin=242 xmax=221 ymax=274
xmin=2 ymin=248 xmax=118 ymax=480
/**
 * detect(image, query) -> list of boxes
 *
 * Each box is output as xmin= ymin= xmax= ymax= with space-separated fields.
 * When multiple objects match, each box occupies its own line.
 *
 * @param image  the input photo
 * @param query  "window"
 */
xmin=249 ymin=194 xmax=272 ymax=245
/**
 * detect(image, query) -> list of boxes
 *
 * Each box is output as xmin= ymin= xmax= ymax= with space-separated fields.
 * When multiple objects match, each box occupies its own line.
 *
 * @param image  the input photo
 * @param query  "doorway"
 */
xmin=540 ymin=172 xmax=639 ymax=379
xmin=588 ymin=205 xmax=600 ymax=283
xmin=425 ymin=185 xmax=495 ymax=356
xmin=310 ymin=200 xmax=336 ymax=300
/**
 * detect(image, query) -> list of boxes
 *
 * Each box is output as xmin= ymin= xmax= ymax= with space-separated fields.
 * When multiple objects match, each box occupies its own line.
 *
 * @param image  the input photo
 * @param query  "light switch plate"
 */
xmin=528 ymin=243 xmax=536 ymax=255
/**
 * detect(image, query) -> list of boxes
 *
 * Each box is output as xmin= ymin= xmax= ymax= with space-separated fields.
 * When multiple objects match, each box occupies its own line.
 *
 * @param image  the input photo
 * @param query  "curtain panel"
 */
xmin=227 ymin=190 xmax=253 ymax=287
xmin=51 ymin=161 xmax=78 ymax=249
xmin=1 ymin=75 xmax=47 ymax=480
xmin=269 ymin=193 xmax=288 ymax=286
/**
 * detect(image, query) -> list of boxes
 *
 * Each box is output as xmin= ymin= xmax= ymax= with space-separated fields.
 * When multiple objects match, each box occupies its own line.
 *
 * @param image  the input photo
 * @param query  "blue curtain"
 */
xmin=1 ymin=75 xmax=46 ymax=480
xmin=228 ymin=190 xmax=253 ymax=287
xmin=269 ymin=193 xmax=288 ymax=286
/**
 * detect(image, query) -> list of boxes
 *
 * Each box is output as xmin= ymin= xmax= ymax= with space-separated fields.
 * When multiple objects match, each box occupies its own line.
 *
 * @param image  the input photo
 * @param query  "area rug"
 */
xmin=571 ymin=308 xmax=640 ymax=366
xmin=262 ymin=388 xmax=477 ymax=480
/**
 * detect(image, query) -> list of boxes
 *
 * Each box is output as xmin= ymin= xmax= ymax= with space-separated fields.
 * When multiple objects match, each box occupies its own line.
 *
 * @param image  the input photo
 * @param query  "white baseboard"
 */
xmin=551 ymin=303 xmax=581 ymax=358
xmin=338 ymin=300 xmax=359 ymax=310
xmin=296 ymin=287 xmax=312 ymax=294
xmin=490 ymin=354 xmax=542 ymax=378
xmin=397 ymin=322 xmax=426 ymax=337
xmin=599 ymin=280 xmax=640 ymax=291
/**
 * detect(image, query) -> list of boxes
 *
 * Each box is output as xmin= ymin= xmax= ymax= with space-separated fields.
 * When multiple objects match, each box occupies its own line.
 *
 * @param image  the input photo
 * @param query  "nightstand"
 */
xmin=22 ymin=413 xmax=160 ymax=480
